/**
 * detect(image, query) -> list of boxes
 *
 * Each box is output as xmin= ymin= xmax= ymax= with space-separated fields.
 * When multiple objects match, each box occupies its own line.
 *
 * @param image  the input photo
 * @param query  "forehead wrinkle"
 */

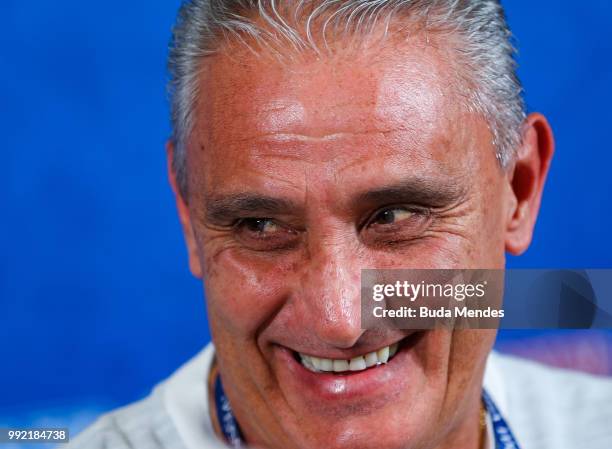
xmin=203 ymin=124 xmax=443 ymax=179
xmin=256 ymin=100 xmax=306 ymax=135
xmin=253 ymin=99 xmax=384 ymax=137
xmin=225 ymin=126 xmax=414 ymax=146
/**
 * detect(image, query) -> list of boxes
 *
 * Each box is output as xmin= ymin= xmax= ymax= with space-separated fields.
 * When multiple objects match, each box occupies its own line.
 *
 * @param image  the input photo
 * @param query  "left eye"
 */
xmin=370 ymin=207 xmax=415 ymax=226
xmin=362 ymin=206 xmax=431 ymax=245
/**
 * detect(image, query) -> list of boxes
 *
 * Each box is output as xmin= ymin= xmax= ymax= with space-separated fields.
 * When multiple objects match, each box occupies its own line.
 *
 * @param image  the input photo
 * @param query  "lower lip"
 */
xmin=276 ymin=333 xmax=424 ymax=403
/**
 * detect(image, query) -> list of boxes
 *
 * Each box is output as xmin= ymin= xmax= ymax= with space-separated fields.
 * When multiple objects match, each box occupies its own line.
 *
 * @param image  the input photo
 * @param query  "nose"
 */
xmin=296 ymin=239 xmax=364 ymax=349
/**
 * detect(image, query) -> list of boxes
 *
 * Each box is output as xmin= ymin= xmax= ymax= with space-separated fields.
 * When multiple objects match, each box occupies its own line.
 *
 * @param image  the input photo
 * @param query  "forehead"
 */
xmin=188 ymin=36 xmax=490 ymax=192
xmin=199 ymin=39 xmax=460 ymax=136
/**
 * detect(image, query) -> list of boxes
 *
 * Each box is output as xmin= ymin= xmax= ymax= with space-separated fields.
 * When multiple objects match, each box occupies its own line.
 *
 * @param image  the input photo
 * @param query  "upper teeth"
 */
xmin=299 ymin=343 xmax=399 ymax=373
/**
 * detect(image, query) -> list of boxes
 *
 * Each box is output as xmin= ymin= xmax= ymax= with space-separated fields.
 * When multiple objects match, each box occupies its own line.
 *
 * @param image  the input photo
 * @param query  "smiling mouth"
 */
xmin=296 ymin=342 xmax=401 ymax=374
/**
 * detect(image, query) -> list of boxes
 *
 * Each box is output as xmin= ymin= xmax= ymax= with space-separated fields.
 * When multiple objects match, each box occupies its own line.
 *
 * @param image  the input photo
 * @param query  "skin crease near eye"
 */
xmin=166 ymin=25 xmax=554 ymax=449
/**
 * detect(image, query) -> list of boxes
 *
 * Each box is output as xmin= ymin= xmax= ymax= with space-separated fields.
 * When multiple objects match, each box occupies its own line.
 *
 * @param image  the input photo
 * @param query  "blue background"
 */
xmin=1 ymin=0 xmax=611 ymax=439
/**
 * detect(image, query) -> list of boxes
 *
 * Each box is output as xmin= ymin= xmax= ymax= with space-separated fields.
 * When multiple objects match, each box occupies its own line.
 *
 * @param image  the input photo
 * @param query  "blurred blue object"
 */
xmin=0 ymin=0 xmax=611 ymax=435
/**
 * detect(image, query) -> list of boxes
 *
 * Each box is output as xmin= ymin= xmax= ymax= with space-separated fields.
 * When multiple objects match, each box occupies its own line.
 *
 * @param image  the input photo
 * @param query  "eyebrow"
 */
xmin=204 ymin=193 xmax=300 ymax=223
xmin=353 ymin=177 xmax=468 ymax=209
xmin=202 ymin=176 xmax=467 ymax=223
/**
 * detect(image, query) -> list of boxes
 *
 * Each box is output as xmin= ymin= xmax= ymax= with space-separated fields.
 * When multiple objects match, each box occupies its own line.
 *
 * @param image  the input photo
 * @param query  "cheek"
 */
xmin=447 ymin=330 xmax=495 ymax=394
xmin=203 ymin=248 xmax=298 ymax=337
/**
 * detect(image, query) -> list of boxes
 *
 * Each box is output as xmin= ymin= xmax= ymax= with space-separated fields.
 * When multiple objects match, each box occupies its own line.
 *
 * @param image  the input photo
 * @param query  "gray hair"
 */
xmin=168 ymin=0 xmax=526 ymax=197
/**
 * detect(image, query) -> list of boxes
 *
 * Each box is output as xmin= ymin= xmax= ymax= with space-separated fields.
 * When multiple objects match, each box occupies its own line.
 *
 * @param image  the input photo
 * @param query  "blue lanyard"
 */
xmin=214 ymin=375 xmax=520 ymax=449
xmin=213 ymin=374 xmax=244 ymax=447
xmin=482 ymin=389 xmax=521 ymax=449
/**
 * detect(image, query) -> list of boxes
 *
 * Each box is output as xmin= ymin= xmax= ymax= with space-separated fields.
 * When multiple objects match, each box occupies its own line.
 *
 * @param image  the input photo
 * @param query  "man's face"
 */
xmin=182 ymin=35 xmax=512 ymax=449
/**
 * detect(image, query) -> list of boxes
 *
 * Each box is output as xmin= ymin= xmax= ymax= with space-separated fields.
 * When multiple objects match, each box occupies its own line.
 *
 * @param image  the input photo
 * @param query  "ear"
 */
xmin=166 ymin=140 xmax=203 ymax=278
xmin=504 ymin=113 xmax=555 ymax=255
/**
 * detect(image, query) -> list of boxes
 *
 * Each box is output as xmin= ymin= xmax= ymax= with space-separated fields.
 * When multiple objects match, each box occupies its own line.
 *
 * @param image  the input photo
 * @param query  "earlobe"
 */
xmin=166 ymin=141 xmax=203 ymax=279
xmin=504 ymin=113 xmax=555 ymax=255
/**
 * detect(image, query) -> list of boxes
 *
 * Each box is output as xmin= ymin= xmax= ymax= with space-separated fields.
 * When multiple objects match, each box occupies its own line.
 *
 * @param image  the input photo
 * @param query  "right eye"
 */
xmin=234 ymin=217 xmax=299 ymax=251
xmin=240 ymin=218 xmax=281 ymax=234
